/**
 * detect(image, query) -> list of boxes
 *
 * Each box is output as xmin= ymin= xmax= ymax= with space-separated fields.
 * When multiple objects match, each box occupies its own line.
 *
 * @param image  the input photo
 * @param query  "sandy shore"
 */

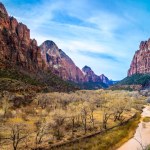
xmin=117 ymin=106 xmax=150 ymax=150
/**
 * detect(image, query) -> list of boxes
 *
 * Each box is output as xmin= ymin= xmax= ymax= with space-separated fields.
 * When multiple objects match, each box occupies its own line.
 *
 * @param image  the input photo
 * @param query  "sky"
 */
xmin=2 ymin=0 xmax=150 ymax=80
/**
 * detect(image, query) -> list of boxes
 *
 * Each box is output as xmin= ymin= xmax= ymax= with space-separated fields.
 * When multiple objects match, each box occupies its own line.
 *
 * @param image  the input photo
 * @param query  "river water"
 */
xmin=117 ymin=106 xmax=150 ymax=150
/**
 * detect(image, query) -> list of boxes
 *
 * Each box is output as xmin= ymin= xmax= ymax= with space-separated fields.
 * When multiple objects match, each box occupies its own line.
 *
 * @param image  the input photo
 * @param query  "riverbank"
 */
xmin=46 ymin=113 xmax=141 ymax=150
xmin=117 ymin=105 xmax=150 ymax=150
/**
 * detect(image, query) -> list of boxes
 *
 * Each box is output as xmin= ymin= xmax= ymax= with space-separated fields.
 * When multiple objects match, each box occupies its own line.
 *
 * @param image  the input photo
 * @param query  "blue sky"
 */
xmin=2 ymin=0 xmax=150 ymax=80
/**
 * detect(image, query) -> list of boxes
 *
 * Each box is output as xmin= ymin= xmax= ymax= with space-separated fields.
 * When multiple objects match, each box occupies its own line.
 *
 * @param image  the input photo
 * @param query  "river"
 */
xmin=117 ymin=106 xmax=150 ymax=150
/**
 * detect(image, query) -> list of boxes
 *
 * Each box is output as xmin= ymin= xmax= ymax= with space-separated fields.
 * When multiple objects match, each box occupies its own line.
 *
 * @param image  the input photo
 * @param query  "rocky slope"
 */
xmin=128 ymin=39 xmax=150 ymax=76
xmin=0 ymin=3 xmax=78 ymax=92
xmin=99 ymin=74 xmax=111 ymax=85
xmin=82 ymin=66 xmax=112 ymax=85
xmin=0 ymin=2 xmax=112 ymax=90
xmin=82 ymin=66 xmax=101 ymax=82
xmin=0 ymin=2 xmax=44 ymax=72
xmin=40 ymin=40 xmax=85 ymax=82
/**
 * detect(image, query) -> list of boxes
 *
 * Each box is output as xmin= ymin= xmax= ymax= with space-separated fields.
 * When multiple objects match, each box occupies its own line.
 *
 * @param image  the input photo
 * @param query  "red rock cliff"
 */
xmin=40 ymin=40 xmax=85 ymax=82
xmin=128 ymin=39 xmax=150 ymax=76
xmin=0 ymin=2 xmax=44 ymax=72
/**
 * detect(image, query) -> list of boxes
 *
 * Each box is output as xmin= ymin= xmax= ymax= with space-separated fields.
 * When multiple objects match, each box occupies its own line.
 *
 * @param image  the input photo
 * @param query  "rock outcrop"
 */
xmin=0 ymin=2 xmax=44 ymax=72
xmin=82 ymin=66 xmax=101 ymax=82
xmin=40 ymin=40 xmax=85 ymax=82
xmin=128 ymin=39 xmax=150 ymax=76
xmin=99 ymin=74 xmax=110 ymax=85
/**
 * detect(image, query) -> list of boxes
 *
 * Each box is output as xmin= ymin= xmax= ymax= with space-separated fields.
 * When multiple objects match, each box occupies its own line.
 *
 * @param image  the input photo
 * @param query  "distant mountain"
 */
xmin=40 ymin=40 xmax=85 ymax=83
xmin=99 ymin=74 xmax=112 ymax=85
xmin=82 ymin=66 xmax=101 ymax=82
xmin=40 ymin=41 xmax=115 ymax=88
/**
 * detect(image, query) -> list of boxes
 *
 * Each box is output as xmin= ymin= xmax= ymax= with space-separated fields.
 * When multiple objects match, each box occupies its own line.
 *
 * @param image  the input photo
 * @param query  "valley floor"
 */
xmin=0 ymin=90 xmax=146 ymax=150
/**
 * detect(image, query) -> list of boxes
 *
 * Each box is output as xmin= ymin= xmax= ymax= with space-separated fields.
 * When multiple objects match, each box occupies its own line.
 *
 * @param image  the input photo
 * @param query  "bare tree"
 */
xmin=88 ymin=100 xmax=96 ymax=128
xmin=34 ymin=120 xmax=51 ymax=148
xmin=2 ymin=123 xmax=29 ymax=150
xmin=51 ymin=109 xmax=66 ymax=140
xmin=80 ymin=102 xmax=89 ymax=134
xmin=68 ymin=104 xmax=78 ymax=137
xmin=1 ymin=91 xmax=13 ymax=118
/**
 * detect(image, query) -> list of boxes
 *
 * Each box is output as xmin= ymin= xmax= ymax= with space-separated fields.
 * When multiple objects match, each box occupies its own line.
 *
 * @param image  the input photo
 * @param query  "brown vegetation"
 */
xmin=0 ymin=90 xmax=145 ymax=149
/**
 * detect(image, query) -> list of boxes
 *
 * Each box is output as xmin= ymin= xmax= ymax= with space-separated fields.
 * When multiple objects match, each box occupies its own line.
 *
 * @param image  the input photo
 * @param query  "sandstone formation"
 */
xmin=0 ymin=2 xmax=44 ymax=72
xmin=82 ymin=66 xmax=111 ymax=85
xmin=128 ymin=39 xmax=150 ymax=76
xmin=82 ymin=66 xmax=101 ymax=82
xmin=99 ymin=74 xmax=110 ymax=85
xmin=40 ymin=40 xmax=85 ymax=82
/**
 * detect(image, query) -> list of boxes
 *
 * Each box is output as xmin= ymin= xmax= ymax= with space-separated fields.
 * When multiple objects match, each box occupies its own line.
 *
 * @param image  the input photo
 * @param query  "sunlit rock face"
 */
xmin=128 ymin=39 xmax=150 ymax=76
xmin=99 ymin=74 xmax=110 ymax=85
xmin=0 ymin=2 xmax=44 ymax=71
xmin=82 ymin=66 xmax=101 ymax=82
xmin=40 ymin=40 xmax=85 ymax=82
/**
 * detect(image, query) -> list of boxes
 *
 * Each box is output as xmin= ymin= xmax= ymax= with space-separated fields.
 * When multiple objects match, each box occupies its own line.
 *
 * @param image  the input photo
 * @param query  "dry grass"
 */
xmin=143 ymin=117 xmax=150 ymax=122
xmin=0 ymin=90 xmax=146 ymax=150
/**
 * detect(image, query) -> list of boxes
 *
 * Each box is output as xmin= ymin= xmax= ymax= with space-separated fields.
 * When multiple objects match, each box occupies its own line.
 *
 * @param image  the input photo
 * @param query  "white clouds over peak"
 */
xmin=2 ymin=0 xmax=150 ymax=80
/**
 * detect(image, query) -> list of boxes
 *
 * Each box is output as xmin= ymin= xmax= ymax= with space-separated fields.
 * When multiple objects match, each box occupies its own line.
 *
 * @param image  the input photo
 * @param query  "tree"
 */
xmin=1 ymin=91 xmax=13 ymax=118
xmin=51 ymin=109 xmax=66 ymax=140
xmin=102 ymin=110 xmax=112 ymax=129
xmin=88 ymin=100 xmax=96 ymax=128
xmin=111 ymin=97 xmax=131 ymax=123
xmin=80 ymin=102 xmax=89 ymax=134
xmin=2 ymin=123 xmax=29 ymax=150
xmin=34 ymin=120 xmax=51 ymax=148
xmin=67 ymin=103 xmax=78 ymax=137
xmin=102 ymin=103 xmax=112 ymax=129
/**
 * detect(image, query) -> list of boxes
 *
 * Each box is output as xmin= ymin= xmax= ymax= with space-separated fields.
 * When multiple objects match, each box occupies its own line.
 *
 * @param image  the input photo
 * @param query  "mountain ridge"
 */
xmin=0 ymin=2 xmax=114 ymax=90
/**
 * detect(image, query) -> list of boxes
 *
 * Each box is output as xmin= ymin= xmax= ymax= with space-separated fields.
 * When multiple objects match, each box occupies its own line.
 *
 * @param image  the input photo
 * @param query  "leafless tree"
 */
xmin=1 ymin=123 xmax=29 ymax=150
xmin=51 ymin=109 xmax=66 ymax=140
xmin=80 ymin=102 xmax=89 ymax=134
xmin=34 ymin=120 xmax=51 ymax=148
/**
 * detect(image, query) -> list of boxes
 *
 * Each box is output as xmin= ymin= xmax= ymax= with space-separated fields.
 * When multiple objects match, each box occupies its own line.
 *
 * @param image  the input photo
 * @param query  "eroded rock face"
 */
xmin=82 ymin=66 xmax=101 ymax=82
xmin=128 ymin=39 xmax=150 ymax=76
xmin=0 ymin=2 xmax=43 ymax=71
xmin=40 ymin=40 xmax=85 ymax=82
xmin=99 ymin=74 xmax=110 ymax=85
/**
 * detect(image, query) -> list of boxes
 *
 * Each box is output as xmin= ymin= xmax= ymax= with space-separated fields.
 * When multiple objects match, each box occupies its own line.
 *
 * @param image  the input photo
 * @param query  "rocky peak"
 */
xmin=82 ymin=66 xmax=101 ymax=82
xmin=40 ymin=40 xmax=61 ymax=58
xmin=41 ymin=40 xmax=58 ymax=51
xmin=99 ymin=74 xmax=109 ymax=85
xmin=82 ymin=65 xmax=92 ymax=73
xmin=128 ymin=38 xmax=150 ymax=76
xmin=0 ymin=2 xmax=8 ymax=16
xmin=40 ymin=40 xmax=85 ymax=82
